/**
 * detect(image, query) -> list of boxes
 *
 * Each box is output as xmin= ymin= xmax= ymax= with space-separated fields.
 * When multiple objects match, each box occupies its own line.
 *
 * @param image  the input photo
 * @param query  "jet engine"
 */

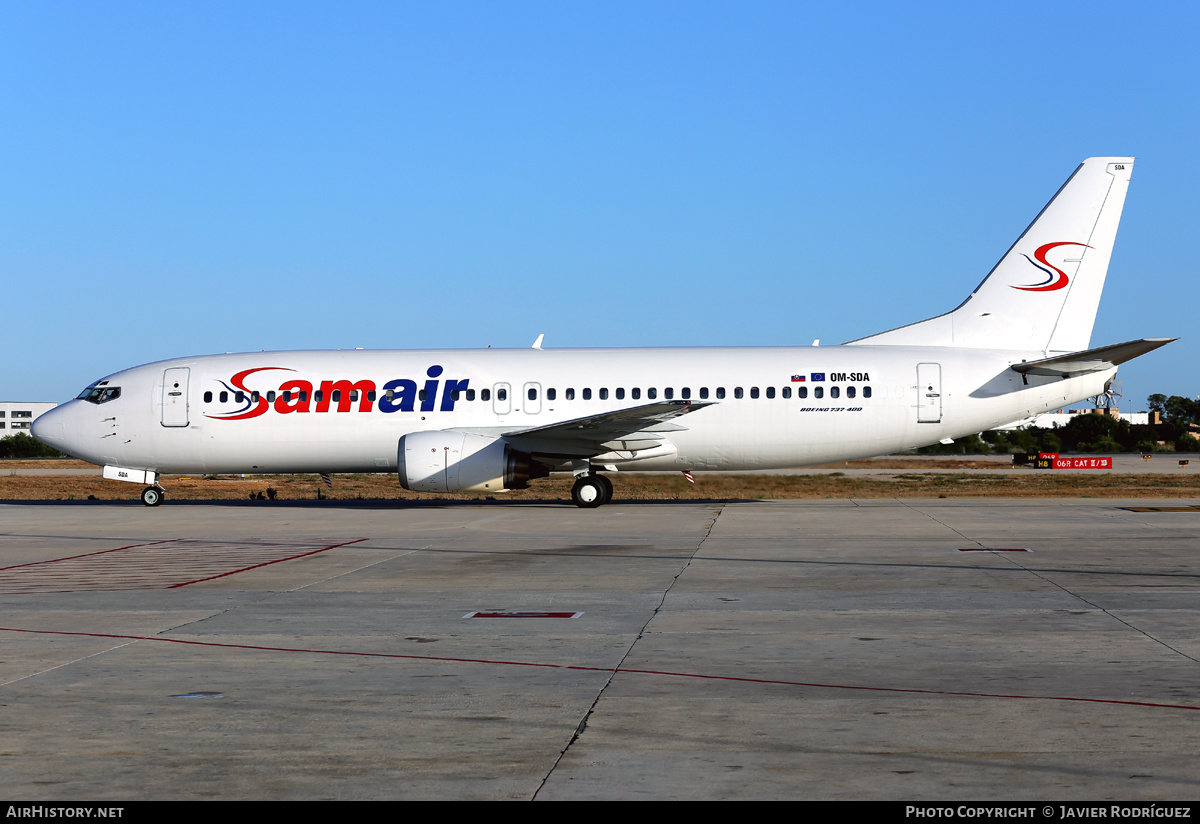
xmin=398 ymin=431 xmax=549 ymax=493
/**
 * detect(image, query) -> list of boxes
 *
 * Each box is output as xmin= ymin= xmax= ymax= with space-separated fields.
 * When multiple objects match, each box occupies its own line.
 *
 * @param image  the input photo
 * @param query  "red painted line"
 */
xmin=466 ymin=611 xmax=581 ymax=618
xmin=166 ymin=538 xmax=369 ymax=587
xmin=2 ymin=625 xmax=1196 ymax=713
xmin=0 ymin=540 xmax=179 ymax=571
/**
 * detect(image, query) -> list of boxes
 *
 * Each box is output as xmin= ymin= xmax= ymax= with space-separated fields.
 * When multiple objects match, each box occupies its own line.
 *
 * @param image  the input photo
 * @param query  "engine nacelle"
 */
xmin=398 ymin=431 xmax=549 ymax=493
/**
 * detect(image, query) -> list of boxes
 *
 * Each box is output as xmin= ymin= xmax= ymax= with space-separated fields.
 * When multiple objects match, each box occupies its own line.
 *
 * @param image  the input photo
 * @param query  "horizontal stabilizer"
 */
xmin=1010 ymin=337 xmax=1176 ymax=378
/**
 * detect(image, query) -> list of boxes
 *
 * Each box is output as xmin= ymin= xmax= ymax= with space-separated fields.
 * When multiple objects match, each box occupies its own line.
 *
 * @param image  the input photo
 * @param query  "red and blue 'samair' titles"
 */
xmin=206 ymin=365 xmax=467 ymax=421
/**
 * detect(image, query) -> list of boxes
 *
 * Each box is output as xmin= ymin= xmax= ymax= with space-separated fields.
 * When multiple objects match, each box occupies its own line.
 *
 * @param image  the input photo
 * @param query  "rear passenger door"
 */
xmin=916 ymin=363 xmax=942 ymax=423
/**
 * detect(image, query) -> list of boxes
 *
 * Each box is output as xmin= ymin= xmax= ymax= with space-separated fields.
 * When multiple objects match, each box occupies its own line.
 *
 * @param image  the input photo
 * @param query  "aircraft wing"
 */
xmin=452 ymin=400 xmax=715 ymax=457
xmin=1011 ymin=338 xmax=1176 ymax=378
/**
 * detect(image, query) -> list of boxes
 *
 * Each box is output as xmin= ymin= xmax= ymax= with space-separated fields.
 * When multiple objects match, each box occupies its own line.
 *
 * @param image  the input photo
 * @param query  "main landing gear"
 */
xmin=570 ymin=473 xmax=613 ymax=508
xmin=141 ymin=486 xmax=165 ymax=507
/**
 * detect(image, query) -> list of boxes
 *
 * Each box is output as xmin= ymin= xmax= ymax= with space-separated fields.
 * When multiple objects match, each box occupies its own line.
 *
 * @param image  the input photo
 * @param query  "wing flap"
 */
xmin=450 ymin=400 xmax=715 ymax=458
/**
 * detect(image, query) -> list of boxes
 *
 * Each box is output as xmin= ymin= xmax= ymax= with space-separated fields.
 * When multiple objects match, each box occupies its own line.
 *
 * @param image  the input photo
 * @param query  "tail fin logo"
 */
xmin=1012 ymin=241 xmax=1091 ymax=292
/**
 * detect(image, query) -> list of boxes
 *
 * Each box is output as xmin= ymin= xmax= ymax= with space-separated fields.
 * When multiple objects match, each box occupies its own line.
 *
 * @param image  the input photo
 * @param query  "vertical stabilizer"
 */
xmin=849 ymin=157 xmax=1134 ymax=353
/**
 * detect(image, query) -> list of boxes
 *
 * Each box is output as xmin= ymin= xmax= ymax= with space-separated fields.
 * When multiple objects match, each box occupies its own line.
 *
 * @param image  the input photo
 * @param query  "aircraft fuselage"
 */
xmin=36 ymin=345 xmax=1112 ymax=476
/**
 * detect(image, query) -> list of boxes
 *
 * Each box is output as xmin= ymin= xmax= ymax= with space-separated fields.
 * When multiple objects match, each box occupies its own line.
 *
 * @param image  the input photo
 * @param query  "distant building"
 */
xmin=996 ymin=408 xmax=1159 ymax=430
xmin=0 ymin=402 xmax=57 ymax=435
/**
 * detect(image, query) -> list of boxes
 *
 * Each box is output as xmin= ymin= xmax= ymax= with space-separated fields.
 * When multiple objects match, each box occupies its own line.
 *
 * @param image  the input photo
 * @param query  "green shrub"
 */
xmin=0 ymin=433 xmax=69 ymax=459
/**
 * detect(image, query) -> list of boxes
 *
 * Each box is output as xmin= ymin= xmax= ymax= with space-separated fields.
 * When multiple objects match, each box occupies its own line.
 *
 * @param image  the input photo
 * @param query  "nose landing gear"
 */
xmin=141 ymin=486 xmax=165 ymax=506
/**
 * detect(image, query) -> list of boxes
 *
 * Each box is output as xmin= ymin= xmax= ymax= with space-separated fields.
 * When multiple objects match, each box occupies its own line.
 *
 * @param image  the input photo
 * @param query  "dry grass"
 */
xmin=811 ymin=458 xmax=1019 ymax=470
xmin=2 ymin=467 xmax=1199 ymax=503
xmin=2 ymin=459 xmax=95 ymax=470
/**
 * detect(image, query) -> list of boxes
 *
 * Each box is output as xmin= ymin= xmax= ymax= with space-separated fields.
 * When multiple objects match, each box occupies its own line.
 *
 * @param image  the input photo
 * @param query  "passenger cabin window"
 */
xmin=863 ymin=386 xmax=872 ymax=398
xmin=617 ymin=388 xmax=625 ymax=400
xmin=647 ymin=388 xmax=657 ymax=400
xmin=547 ymin=388 xmax=556 ymax=401
xmin=583 ymin=388 xmax=592 ymax=400
xmin=782 ymin=387 xmax=791 ymax=398
xmin=847 ymin=386 xmax=856 ymax=399
xmin=830 ymin=387 xmax=839 ymax=399
xmin=566 ymin=388 xmax=575 ymax=400
xmin=600 ymin=388 xmax=609 ymax=400
xmin=204 ymin=391 xmax=213 ymax=403
xmin=664 ymin=388 xmax=673 ymax=399
xmin=798 ymin=387 xmax=808 ymax=398
xmin=814 ymin=387 xmax=824 ymax=399
xmin=766 ymin=387 xmax=775 ymax=399
xmin=481 ymin=388 xmax=491 ymax=401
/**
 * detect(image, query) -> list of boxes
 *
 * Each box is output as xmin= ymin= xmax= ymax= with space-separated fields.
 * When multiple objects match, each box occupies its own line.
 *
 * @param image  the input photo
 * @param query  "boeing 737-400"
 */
xmin=32 ymin=157 xmax=1173 ymax=506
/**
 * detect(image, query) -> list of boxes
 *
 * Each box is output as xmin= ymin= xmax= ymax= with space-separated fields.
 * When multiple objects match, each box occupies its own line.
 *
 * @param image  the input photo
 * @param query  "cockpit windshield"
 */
xmin=77 ymin=383 xmax=121 ymax=404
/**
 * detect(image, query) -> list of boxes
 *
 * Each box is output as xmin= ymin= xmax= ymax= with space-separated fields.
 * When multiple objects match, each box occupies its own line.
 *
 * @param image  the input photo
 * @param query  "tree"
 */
xmin=0 ymin=433 xmax=69 ymax=459
xmin=1149 ymin=394 xmax=1200 ymax=427
xmin=1146 ymin=395 xmax=1200 ymax=451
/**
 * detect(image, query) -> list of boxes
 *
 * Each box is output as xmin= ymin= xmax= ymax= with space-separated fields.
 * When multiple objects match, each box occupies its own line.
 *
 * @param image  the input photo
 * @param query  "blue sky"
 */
xmin=3 ymin=1 xmax=1197 ymax=413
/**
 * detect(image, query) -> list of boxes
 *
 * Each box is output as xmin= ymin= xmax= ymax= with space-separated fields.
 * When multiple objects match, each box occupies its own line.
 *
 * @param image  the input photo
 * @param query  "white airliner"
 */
xmin=33 ymin=157 xmax=1172 ymax=507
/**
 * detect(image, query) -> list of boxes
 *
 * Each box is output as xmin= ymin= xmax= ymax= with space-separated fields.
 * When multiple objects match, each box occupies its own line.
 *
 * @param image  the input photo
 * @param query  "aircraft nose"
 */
xmin=31 ymin=404 xmax=69 ymax=449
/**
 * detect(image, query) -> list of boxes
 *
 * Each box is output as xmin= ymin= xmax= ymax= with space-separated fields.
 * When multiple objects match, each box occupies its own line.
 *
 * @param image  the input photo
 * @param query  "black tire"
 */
xmin=571 ymin=476 xmax=606 ymax=508
xmin=141 ymin=486 xmax=164 ymax=507
xmin=596 ymin=473 xmax=613 ymax=505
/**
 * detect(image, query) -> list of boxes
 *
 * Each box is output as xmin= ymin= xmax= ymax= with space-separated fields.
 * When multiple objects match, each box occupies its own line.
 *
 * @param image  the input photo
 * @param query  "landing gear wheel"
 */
xmin=141 ymin=486 xmax=164 ymax=507
xmin=595 ymin=473 xmax=613 ymax=505
xmin=571 ymin=475 xmax=608 ymax=508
